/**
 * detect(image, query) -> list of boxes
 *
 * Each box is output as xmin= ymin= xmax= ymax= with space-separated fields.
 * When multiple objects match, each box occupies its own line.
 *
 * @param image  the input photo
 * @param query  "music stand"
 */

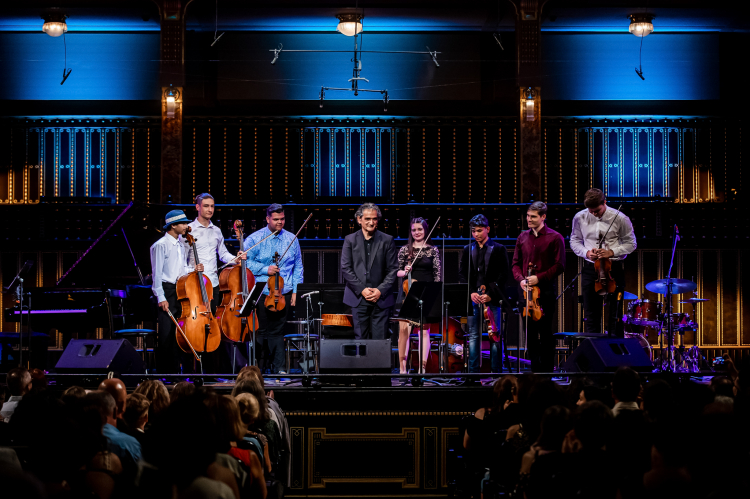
xmin=238 ymin=282 xmax=267 ymax=369
xmin=2 ymin=260 xmax=34 ymax=368
xmin=399 ymin=281 xmax=442 ymax=374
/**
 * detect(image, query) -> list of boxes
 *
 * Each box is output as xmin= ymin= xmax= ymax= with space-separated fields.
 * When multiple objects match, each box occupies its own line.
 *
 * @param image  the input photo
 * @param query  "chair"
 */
xmin=407 ymin=332 xmax=442 ymax=372
xmin=112 ymin=285 xmax=158 ymax=370
xmin=283 ymin=334 xmax=320 ymax=373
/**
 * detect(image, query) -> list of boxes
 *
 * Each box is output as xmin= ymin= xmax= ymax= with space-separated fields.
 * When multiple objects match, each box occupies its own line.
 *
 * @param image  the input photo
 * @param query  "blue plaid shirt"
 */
xmin=244 ymin=227 xmax=304 ymax=295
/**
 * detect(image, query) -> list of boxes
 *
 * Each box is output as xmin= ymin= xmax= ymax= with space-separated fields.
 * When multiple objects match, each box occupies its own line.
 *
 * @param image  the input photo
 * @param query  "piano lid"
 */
xmin=56 ymin=202 xmax=154 ymax=288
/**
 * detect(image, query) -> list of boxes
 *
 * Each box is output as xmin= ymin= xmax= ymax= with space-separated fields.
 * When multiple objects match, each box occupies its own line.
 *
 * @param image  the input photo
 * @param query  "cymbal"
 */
xmin=622 ymin=291 xmax=638 ymax=300
xmin=645 ymin=278 xmax=697 ymax=295
xmin=680 ymin=298 xmax=709 ymax=303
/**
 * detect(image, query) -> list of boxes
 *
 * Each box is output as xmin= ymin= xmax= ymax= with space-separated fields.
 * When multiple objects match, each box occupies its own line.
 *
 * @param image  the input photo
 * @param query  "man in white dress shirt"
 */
xmin=570 ymin=189 xmax=637 ymax=337
xmin=184 ymin=193 xmax=246 ymax=372
xmin=151 ymin=209 xmax=203 ymax=373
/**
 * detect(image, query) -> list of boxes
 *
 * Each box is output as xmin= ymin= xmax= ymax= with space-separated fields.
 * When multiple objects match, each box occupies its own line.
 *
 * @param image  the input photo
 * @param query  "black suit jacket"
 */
xmin=341 ymin=229 xmax=399 ymax=309
xmin=458 ymin=239 xmax=510 ymax=312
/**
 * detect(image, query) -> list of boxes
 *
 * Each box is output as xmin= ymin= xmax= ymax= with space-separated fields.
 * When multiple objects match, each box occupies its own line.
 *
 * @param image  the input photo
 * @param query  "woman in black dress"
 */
xmin=397 ymin=218 xmax=441 ymax=373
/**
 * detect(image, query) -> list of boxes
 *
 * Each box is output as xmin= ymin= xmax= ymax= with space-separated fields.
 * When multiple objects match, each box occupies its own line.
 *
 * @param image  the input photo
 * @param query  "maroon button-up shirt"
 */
xmin=512 ymin=224 xmax=566 ymax=287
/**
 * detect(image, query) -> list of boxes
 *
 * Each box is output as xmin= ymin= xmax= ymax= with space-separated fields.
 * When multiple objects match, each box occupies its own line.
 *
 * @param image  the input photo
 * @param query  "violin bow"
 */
xmin=217 ymin=229 xmax=280 ymax=271
xmin=597 ymin=204 xmax=623 ymax=248
xmin=406 ymin=216 xmax=441 ymax=275
xmin=166 ymin=309 xmax=201 ymax=363
xmin=277 ymin=213 xmax=313 ymax=263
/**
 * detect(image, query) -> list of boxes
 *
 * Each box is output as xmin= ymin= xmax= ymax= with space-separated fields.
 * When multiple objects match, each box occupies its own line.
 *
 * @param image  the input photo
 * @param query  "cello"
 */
xmin=594 ymin=204 xmax=622 ymax=296
xmin=217 ymin=220 xmax=259 ymax=343
xmin=175 ymin=226 xmax=222 ymax=357
xmin=264 ymin=213 xmax=313 ymax=312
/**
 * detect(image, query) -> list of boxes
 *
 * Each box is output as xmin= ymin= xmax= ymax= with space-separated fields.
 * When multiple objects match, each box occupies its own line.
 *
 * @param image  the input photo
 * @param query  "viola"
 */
xmin=217 ymin=220 xmax=259 ymax=342
xmin=478 ymin=285 xmax=500 ymax=342
xmin=264 ymin=251 xmax=286 ymax=312
xmin=522 ymin=263 xmax=543 ymax=322
xmin=175 ymin=226 xmax=222 ymax=356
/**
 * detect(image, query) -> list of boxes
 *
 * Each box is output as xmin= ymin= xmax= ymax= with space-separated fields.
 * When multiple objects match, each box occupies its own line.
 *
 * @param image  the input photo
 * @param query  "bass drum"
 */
xmin=624 ymin=332 xmax=653 ymax=361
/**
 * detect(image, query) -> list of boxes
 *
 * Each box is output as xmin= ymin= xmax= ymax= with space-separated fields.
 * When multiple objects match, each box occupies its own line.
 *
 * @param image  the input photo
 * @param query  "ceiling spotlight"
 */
xmin=41 ymin=10 xmax=68 ymax=37
xmin=336 ymin=12 xmax=364 ymax=37
xmin=628 ymin=14 xmax=654 ymax=37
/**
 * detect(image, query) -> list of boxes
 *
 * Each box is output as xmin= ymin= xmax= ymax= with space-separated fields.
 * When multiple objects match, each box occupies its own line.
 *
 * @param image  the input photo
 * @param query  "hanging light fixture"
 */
xmin=336 ymin=12 xmax=364 ymax=37
xmin=164 ymin=86 xmax=181 ymax=117
xmin=41 ymin=10 xmax=68 ymax=37
xmin=628 ymin=14 xmax=654 ymax=37
xmin=524 ymin=87 xmax=535 ymax=122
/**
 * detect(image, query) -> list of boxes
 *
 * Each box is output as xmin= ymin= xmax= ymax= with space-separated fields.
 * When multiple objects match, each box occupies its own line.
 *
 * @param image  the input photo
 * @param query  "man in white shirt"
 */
xmin=570 ymin=189 xmax=637 ymax=336
xmin=184 ymin=193 xmax=246 ymax=372
xmin=151 ymin=209 xmax=203 ymax=374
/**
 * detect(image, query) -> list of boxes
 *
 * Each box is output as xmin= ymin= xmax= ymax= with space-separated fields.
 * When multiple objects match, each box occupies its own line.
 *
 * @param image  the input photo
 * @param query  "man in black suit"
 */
xmin=458 ymin=214 xmax=511 ymax=373
xmin=341 ymin=203 xmax=399 ymax=339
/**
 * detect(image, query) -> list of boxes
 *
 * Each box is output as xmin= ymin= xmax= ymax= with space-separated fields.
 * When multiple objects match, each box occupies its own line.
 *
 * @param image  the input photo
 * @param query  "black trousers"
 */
xmin=156 ymin=282 xmax=196 ymax=374
xmin=255 ymin=291 xmax=294 ymax=373
xmin=523 ymin=289 xmax=557 ymax=373
xmin=351 ymin=302 xmax=392 ymax=340
xmin=581 ymin=260 xmax=626 ymax=337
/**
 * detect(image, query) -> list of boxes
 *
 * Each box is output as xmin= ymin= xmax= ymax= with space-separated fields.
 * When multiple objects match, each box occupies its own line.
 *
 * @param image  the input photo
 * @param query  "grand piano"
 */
xmin=5 ymin=202 xmax=156 ymax=341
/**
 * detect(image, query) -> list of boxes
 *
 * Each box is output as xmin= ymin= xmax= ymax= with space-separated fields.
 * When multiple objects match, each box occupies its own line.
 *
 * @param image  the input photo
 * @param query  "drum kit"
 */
xmin=622 ymin=277 xmax=707 ymax=372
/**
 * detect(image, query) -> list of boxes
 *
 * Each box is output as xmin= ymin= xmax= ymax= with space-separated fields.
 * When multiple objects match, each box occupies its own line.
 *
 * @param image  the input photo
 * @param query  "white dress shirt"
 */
xmin=570 ymin=205 xmax=637 ymax=262
xmin=150 ymin=232 xmax=192 ymax=303
xmin=1 ymin=395 xmax=22 ymax=422
xmin=182 ymin=219 xmax=236 ymax=289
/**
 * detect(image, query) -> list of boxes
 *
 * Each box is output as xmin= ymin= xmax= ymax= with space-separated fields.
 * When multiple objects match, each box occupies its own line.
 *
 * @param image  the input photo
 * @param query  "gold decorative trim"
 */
xmin=308 ymin=427 xmax=419 ymax=489
xmin=424 ymin=427 xmax=438 ymax=489
xmin=440 ymin=428 xmax=459 ymax=488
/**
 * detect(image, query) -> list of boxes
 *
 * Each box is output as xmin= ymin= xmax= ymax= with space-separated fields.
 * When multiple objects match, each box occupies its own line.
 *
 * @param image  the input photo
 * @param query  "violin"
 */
xmin=263 ymin=213 xmax=314 ymax=313
xmin=478 ymin=285 xmax=501 ymax=342
xmin=175 ymin=226 xmax=222 ymax=356
xmin=593 ymin=204 xmax=622 ymax=296
xmin=264 ymin=251 xmax=286 ymax=312
xmin=217 ymin=220 xmax=259 ymax=342
xmin=401 ymin=216 xmax=440 ymax=297
xmin=522 ymin=263 xmax=543 ymax=322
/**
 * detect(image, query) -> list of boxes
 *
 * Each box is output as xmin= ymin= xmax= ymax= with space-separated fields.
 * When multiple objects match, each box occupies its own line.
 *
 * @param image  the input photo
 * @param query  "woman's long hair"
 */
xmin=407 ymin=217 xmax=432 ymax=260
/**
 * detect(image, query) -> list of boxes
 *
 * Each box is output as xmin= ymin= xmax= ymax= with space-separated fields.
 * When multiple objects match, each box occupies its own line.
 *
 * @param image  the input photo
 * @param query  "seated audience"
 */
xmin=611 ymin=367 xmax=642 ymax=417
xmin=123 ymin=393 xmax=150 ymax=441
xmin=170 ymin=381 xmax=196 ymax=404
xmin=134 ymin=379 xmax=170 ymax=427
xmin=1 ymin=368 xmax=32 ymax=422
xmin=232 ymin=377 xmax=280 ymax=470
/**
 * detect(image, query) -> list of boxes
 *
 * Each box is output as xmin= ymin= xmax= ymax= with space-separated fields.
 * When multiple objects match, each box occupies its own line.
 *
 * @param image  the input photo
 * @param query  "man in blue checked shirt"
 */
xmin=244 ymin=203 xmax=304 ymax=374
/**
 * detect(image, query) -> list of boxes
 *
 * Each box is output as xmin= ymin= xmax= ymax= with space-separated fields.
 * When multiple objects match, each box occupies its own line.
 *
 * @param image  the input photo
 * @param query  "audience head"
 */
xmin=134 ymin=379 xmax=170 ymax=418
xmin=578 ymin=384 xmax=614 ymax=407
xmin=536 ymin=405 xmax=571 ymax=451
xmin=641 ymin=379 xmax=674 ymax=422
xmin=123 ymin=393 xmax=150 ymax=431
xmin=710 ymin=376 xmax=735 ymax=399
xmin=235 ymin=393 xmax=260 ymax=430
xmin=29 ymin=369 xmax=48 ymax=395
xmin=6 ymin=368 xmax=33 ymax=397
xmin=84 ymin=390 xmax=118 ymax=426
xmin=170 ymin=381 xmax=196 ymax=404
xmin=208 ymin=395 xmax=245 ymax=450
xmin=237 ymin=365 xmax=263 ymax=384
xmin=232 ymin=377 xmax=269 ymax=423
xmin=574 ymin=401 xmax=613 ymax=451
xmin=491 ymin=375 xmax=518 ymax=412
xmin=98 ymin=378 xmax=128 ymax=418
xmin=611 ymin=367 xmax=641 ymax=403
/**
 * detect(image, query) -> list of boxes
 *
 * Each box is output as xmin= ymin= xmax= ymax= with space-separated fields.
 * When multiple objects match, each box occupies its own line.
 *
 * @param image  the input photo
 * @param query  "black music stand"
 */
xmin=238 ymin=282 xmax=267 ymax=370
xmin=399 ymin=281 xmax=442 ymax=374
xmin=2 ymin=260 xmax=34 ymax=368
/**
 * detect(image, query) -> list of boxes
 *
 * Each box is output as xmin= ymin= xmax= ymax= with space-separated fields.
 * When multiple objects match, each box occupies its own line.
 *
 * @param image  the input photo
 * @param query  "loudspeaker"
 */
xmin=319 ymin=339 xmax=392 ymax=373
xmin=55 ymin=339 xmax=146 ymax=374
xmin=563 ymin=338 xmax=653 ymax=372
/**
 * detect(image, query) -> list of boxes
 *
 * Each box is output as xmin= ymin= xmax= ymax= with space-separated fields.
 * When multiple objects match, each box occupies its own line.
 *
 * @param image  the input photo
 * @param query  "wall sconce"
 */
xmin=164 ymin=86 xmax=181 ymax=117
xmin=42 ymin=10 xmax=68 ymax=37
xmin=628 ymin=14 xmax=654 ymax=37
xmin=524 ymin=87 xmax=536 ymax=122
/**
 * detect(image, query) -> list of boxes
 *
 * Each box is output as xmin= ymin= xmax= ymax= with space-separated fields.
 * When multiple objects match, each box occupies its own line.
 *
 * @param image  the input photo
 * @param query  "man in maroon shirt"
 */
xmin=512 ymin=201 xmax=566 ymax=372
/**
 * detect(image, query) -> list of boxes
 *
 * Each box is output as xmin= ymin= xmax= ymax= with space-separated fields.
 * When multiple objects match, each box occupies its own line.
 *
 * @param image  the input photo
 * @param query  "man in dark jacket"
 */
xmin=341 ymin=203 xmax=399 ymax=340
xmin=459 ymin=214 xmax=510 ymax=373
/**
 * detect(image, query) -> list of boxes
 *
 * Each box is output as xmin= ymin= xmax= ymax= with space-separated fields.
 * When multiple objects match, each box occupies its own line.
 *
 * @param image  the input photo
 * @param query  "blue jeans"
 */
xmin=467 ymin=302 xmax=503 ymax=373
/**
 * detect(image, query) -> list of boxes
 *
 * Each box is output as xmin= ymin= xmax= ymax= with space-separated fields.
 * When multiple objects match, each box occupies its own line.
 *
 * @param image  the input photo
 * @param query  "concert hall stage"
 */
xmin=24 ymin=371 xmax=716 ymax=498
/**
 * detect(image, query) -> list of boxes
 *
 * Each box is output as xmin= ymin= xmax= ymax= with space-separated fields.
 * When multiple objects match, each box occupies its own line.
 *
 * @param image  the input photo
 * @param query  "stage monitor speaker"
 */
xmin=55 ymin=339 xmax=146 ymax=375
xmin=319 ymin=339 xmax=392 ymax=374
xmin=562 ymin=338 xmax=653 ymax=372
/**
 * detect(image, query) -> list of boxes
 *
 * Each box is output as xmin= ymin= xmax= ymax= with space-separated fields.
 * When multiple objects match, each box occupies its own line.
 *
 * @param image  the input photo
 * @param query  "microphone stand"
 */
xmin=662 ymin=224 xmax=680 ymax=373
xmin=440 ymin=233 xmax=446 ymax=373
xmin=556 ymin=270 xmax=582 ymax=301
